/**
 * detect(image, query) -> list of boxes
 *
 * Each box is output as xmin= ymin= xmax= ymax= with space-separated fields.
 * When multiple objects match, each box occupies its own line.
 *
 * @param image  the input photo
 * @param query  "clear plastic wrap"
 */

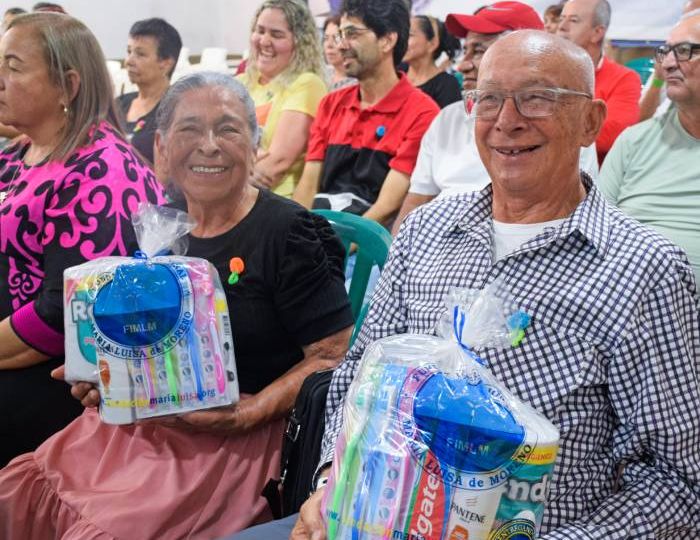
xmin=322 ymin=285 xmax=558 ymax=540
xmin=63 ymin=204 xmax=239 ymax=424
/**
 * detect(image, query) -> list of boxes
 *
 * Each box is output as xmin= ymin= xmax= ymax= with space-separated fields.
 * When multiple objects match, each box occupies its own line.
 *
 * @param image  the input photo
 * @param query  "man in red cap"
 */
xmin=393 ymin=1 xmax=598 ymax=233
xmin=558 ymin=0 xmax=640 ymax=164
xmin=446 ymin=1 xmax=544 ymax=92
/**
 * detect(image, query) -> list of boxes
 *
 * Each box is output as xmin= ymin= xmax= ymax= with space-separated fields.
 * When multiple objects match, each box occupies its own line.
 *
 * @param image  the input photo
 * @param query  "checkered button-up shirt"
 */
xmin=319 ymin=177 xmax=700 ymax=539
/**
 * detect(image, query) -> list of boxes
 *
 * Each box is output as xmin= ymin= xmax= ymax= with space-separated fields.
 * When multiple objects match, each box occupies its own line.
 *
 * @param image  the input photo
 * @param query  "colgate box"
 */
xmin=64 ymin=255 xmax=239 ymax=424
xmin=322 ymin=334 xmax=559 ymax=540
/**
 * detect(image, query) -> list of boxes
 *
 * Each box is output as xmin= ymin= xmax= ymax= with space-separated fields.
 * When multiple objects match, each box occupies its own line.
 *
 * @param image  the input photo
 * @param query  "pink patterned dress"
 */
xmin=0 ymin=122 xmax=165 ymax=465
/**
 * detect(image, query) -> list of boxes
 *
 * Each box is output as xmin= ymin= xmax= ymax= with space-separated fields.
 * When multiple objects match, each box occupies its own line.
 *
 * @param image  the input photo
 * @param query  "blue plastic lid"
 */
xmin=92 ymin=263 xmax=183 ymax=347
xmin=413 ymin=373 xmax=524 ymax=473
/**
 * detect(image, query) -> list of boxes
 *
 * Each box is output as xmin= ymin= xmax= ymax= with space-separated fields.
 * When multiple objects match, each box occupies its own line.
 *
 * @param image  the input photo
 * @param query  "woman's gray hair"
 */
xmin=156 ymin=71 xmax=260 ymax=147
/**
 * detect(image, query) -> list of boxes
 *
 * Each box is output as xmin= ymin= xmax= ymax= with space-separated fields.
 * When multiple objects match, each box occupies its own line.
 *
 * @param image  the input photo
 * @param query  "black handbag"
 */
xmin=262 ymin=369 xmax=333 ymax=518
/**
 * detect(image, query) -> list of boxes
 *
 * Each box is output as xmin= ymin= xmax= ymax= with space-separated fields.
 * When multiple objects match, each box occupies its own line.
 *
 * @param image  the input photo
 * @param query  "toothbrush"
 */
xmin=327 ymin=374 xmax=377 ymax=540
xmin=141 ymin=354 xmax=157 ymax=410
xmin=163 ymin=348 xmax=180 ymax=405
xmin=191 ymin=261 xmax=226 ymax=397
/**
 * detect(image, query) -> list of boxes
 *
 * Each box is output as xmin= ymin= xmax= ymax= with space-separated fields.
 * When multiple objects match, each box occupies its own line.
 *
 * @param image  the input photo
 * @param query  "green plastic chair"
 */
xmin=624 ymin=56 xmax=655 ymax=85
xmin=313 ymin=209 xmax=392 ymax=344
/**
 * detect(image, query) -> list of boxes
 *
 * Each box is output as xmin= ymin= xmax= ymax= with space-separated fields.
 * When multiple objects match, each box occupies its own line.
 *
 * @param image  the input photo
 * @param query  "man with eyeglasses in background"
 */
xmin=292 ymin=0 xmax=438 ymax=227
xmin=599 ymin=13 xmax=700 ymax=285
xmin=392 ymin=1 xmax=599 ymax=234
xmin=557 ymin=0 xmax=641 ymax=164
xmin=639 ymin=0 xmax=700 ymax=121
xmin=236 ymin=30 xmax=700 ymax=540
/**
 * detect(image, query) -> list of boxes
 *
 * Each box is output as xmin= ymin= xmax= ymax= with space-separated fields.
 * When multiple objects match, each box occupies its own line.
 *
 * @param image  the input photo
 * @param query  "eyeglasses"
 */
xmin=333 ymin=26 xmax=372 ymax=45
xmin=655 ymin=42 xmax=700 ymax=63
xmin=464 ymin=87 xmax=592 ymax=119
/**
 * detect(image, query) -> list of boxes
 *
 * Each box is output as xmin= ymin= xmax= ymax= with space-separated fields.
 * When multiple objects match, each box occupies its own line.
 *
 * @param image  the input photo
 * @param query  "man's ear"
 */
xmin=379 ymin=31 xmax=398 ymax=56
xmin=581 ymin=98 xmax=606 ymax=147
xmin=591 ymin=25 xmax=607 ymax=48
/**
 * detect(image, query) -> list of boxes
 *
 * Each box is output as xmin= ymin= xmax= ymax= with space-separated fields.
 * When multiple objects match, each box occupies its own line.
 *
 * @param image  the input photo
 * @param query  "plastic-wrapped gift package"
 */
xmin=63 ymin=204 xmax=239 ymax=424
xmin=322 ymin=285 xmax=559 ymax=540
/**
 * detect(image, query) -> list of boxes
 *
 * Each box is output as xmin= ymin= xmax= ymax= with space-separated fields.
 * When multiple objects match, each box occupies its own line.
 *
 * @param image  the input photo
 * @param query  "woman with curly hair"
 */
xmin=238 ymin=0 xmax=326 ymax=198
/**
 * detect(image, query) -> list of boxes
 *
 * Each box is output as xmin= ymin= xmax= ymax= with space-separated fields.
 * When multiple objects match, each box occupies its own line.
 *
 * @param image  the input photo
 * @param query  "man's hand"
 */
xmin=51 ymin=365 xmax=100 ymax=408
xmin=290 ymin=487 xmax=327 ymax=540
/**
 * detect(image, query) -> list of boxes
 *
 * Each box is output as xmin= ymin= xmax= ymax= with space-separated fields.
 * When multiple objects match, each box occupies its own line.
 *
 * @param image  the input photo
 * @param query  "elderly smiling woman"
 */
xmin=0 ymin=72 xmax=354 ymax=539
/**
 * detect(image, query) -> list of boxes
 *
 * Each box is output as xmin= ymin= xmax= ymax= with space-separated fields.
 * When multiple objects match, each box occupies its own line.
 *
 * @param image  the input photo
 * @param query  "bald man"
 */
xmin=639 ymin=0 xmax=700 ymax=120
xmin=558 ymin=0 xmax=641 ymax=163
xmin=600 ymin=13 xmax=700 ymax=285
xmin=234 ymin=30 xmax=700 ymax=540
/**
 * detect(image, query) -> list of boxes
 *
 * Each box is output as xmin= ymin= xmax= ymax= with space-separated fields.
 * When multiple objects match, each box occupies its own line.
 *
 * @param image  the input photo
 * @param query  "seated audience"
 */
xmin=404 ymin=15 xmax=462 ymax=108
xmin=543 ymin=2 xmax=564 ymax=33
xmin=241 ymin=30 xmax=700 ymax=540
xmin=322 ymin=15 xmax=356 ymax=91
xmin=118 ymin=17 xmax=182 ymax=166
xmin=558 ymin=0 xmax=641 ymax=164
xmin=0 ymin=73 xmax=354 ymax=539
xmin=292 ymin=0 xmax=439 ymax=226
xmin=394 ymin=1 xmax=598 ymax=233
xmin=238 ymin=0 xmax=327 ymax=198
xmin=599 ymin=13 xmax=700 ymax=283
xmin=0 ymin=12 xmax=165 ymax=467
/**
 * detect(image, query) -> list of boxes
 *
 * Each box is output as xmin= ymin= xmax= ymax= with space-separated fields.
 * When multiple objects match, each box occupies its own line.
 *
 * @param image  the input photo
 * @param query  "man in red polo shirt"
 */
xmin=292 ymin=0 xmax=439 ymax=226
xmin=558 ymin=0 xmax=641 ymax=164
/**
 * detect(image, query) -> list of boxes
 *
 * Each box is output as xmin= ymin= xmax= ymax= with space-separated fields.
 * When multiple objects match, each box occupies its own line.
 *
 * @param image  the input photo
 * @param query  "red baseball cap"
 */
xmin=445 ymin=1 xmax=544 ymax=38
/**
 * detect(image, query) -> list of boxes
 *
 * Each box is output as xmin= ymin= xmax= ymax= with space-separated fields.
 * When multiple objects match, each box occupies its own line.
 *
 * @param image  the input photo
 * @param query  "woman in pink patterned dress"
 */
xmin=0 ymin=12 xmax=165 ymax=465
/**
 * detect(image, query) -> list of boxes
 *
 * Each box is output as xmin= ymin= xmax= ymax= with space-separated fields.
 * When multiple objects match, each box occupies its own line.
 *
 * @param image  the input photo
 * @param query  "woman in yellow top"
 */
xmin=238 ymin=0 xmax=326 ymax=198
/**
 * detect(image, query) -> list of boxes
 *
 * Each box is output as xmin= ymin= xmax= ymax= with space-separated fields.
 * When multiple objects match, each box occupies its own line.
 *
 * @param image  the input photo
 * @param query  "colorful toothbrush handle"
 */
xmin=163 ymin=348 xmax=180 ymax=405
xmin=208 ymin=319 xmax=226 ymax=395
xmin=187 ymin=331 xmax=206 ymax=400
xmin=140 ymin=357 xmax=157 ymax=410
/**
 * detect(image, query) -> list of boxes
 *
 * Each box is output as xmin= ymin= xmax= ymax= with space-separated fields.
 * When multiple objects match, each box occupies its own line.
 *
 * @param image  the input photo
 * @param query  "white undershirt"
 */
xmin=492 ymin=218 xmax=566 ymax=262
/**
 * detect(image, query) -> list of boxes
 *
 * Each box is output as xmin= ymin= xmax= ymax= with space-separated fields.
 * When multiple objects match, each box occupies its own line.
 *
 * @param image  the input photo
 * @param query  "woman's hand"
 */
xmin=50 ymin=365 xmax=100 ymax=408
xmin=152 ymin=397 xmax=261 ymax=436
xmin=251 ymin=150 xmax=275 ymax=189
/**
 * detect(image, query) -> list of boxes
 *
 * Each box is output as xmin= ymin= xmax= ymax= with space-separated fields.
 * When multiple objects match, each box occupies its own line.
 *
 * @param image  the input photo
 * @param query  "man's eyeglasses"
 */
xmin=655 ymin=42 xmax=700 ymax=63
xmin=464 ymin=87 xmax=593 ymax=119
xmin=333 ymin=26 xmax=372 ymax=45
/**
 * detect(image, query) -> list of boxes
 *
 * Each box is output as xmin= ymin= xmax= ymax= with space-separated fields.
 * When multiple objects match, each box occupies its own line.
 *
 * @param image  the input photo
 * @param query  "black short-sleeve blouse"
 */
xmin=177 ymin=189 xmax=353 ymax=394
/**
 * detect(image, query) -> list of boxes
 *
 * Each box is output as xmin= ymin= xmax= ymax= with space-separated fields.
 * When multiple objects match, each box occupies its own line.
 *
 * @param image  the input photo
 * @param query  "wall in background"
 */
xmin=4 ymin=0 xmax=686 ymax=60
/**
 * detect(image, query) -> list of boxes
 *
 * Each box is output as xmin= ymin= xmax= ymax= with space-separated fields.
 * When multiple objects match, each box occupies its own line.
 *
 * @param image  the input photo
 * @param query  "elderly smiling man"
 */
xmin=232 ymin=31 xmax=700 ymax=540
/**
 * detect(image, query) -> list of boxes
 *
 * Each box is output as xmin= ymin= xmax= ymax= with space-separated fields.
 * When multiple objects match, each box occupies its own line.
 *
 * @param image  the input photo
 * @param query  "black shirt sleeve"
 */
xmin=274 ymin=211 xmax=353 ymax=346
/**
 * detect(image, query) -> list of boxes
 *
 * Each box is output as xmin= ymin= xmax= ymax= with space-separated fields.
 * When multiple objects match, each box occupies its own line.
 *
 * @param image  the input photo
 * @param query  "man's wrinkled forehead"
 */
xmin=477 ymin=40 xmax=566 ymax=89
xmin=561 ymin=0 xmax=596 ymax=21
xmin=340 ymin=14 xmax=366 ymax=29
xmin=463 ymin=31 xmax=501 ymax=49
xmin=669 ymin=14 xmax=700 ymax=44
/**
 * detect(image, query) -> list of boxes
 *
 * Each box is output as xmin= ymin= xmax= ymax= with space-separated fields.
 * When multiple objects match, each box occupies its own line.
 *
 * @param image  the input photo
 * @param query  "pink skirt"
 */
xmin=0 ymin=407 xmax=284 ymax=539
